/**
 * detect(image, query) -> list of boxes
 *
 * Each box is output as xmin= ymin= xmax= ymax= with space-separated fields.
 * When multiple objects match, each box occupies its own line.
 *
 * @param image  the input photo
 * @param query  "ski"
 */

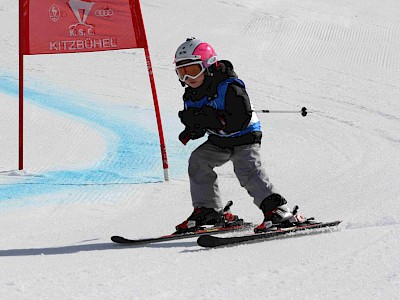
xmin=197 ymin=220 xmax=341 ymax=248
xmin=111 ymin=200 xmax=253 ymax=245
xmin=111 ymin=222 xmax=254 ymax=245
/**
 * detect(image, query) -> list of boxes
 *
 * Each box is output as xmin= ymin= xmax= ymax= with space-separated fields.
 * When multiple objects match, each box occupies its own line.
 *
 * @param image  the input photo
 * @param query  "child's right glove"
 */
xmin=178 ymin=127 xmax=206 ymax=145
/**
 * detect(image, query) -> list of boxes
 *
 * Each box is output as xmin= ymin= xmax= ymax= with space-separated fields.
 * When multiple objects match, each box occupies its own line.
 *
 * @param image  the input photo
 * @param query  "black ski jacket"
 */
xmin=180 ymin=60 xmax=262 ymax=148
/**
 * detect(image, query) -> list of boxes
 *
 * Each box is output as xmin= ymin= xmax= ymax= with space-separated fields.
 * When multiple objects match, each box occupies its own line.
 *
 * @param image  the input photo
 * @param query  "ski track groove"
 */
xmin=254 ymin=18 xmax=400 ymax=75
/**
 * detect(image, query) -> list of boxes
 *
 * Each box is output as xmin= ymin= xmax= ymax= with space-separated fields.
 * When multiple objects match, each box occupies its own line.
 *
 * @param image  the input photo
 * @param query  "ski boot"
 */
xmin=254 ymin=194 xmax=310 ymax=233
xmin=175 ymin=201 xmax=243 ymax=233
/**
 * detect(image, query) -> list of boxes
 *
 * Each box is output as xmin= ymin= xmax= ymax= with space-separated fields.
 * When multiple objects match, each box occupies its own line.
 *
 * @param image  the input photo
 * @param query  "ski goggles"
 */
xmin=175 ymin=61 xmax=205 ymax=82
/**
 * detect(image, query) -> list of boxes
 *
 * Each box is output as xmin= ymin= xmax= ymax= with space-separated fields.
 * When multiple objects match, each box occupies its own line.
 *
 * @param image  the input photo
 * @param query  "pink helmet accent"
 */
xmin=175 ymin=38 xmax=218 ymax=69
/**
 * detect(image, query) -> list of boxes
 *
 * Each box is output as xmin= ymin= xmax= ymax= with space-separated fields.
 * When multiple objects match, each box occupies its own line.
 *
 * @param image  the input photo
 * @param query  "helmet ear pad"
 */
xmin=205 ymin=64 xmax=217 ymax=77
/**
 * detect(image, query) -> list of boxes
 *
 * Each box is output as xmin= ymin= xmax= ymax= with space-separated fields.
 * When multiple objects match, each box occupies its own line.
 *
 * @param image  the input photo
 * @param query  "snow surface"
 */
xmin=1 ymin=0 xmax=400 ymax=299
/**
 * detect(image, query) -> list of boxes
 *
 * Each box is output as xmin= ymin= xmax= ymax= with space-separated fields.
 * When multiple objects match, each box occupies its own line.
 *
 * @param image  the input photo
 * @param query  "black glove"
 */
xmin=178 ymin=106 xmax=223 ymax=130
xmin=178 ymin=106 xmax=225 ymax=145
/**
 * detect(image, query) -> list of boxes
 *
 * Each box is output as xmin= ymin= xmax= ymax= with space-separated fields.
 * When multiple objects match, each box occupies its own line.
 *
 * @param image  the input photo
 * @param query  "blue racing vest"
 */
xmin=184 ymin=78 xmax=261 ymax=138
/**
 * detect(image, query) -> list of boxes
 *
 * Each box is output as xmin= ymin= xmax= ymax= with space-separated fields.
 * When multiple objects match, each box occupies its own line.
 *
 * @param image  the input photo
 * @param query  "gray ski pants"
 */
xmin=188 ymin=140 xmax=278 ymax=209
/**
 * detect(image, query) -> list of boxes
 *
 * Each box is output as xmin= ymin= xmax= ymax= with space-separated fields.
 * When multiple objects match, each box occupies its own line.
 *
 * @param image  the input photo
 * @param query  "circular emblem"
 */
xmin=49 ymin=4 xmax=60 ymax=23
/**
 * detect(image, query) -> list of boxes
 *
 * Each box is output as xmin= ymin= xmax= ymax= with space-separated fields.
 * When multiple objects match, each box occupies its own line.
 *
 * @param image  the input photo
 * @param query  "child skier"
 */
xmin=174 ymin=38 xmax=304 ymax=233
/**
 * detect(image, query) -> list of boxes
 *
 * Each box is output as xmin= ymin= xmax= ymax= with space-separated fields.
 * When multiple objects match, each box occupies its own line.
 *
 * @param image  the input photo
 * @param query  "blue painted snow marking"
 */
xmin=0 ymin=73 xmax=167 ymax=203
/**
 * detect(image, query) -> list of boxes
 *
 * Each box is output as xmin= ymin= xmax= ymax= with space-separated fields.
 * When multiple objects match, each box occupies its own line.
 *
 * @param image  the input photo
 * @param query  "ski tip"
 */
xmin=197 ymin=235 xmax=220 ymax=248
xmin=330 ymin=220 xmax=342 ymax=226
xmin=111 ymin=236 xmax=126 ymax=243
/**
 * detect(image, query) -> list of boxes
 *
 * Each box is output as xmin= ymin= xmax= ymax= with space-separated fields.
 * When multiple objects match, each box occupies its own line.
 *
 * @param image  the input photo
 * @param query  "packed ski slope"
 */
xmin=1 ymin=0 xmax=400 ymax=298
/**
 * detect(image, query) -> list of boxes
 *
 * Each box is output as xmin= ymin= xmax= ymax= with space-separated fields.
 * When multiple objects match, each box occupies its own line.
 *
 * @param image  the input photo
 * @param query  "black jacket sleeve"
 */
xmin=222 ymin=83 xmax=253 ymax=133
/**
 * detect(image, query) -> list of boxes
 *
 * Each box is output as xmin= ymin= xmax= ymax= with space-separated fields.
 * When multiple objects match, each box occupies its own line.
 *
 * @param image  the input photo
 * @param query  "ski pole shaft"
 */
xmin=253 ymin=107 xmax=308 ymax=117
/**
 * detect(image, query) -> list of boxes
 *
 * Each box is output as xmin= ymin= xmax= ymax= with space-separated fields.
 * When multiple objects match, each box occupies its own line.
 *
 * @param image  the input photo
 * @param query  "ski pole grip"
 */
xmin=179 ymin=129 xmax=191 ymax=145
xmin=223 ymin=200 xmax=233 ymax=212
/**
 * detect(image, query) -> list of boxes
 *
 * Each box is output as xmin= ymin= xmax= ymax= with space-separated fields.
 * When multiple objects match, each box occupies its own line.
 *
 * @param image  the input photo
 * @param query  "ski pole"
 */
xmin=253 ymin=107 xmax=308 ymax=117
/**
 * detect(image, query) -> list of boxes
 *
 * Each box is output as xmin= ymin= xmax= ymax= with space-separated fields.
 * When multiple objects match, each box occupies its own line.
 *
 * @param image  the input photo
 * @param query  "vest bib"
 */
xmin=184 ymin=78 xmax=261 ymax=138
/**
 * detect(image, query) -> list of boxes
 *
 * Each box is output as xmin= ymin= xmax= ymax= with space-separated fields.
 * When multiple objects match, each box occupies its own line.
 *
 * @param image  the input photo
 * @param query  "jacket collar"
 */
xmin=183 ymin=60 xmax=238 ymax=102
